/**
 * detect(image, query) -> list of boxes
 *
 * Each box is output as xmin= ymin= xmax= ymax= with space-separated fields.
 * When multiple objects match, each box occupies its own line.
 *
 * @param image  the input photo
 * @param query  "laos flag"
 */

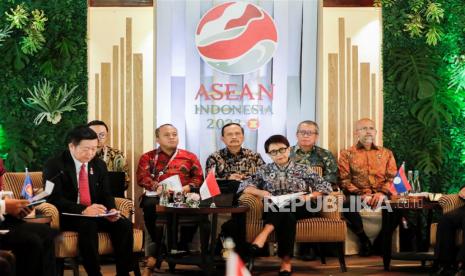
xmin=390 ymin=164 xmax=412 ymax=195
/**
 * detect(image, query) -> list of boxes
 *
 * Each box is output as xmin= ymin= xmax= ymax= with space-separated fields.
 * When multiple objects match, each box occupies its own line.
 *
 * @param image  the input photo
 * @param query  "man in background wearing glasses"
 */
xmin=338 ymin=118 xmax=397 ymax=256
xmin=289 ymin=120 xmax=338 ymax=260
xmin=87 ymin=120 xmax=130 ymax=192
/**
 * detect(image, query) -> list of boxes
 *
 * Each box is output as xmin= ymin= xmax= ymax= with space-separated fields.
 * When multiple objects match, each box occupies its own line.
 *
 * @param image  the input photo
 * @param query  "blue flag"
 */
xmin=21 ymin=169 xmax=33 ymax=200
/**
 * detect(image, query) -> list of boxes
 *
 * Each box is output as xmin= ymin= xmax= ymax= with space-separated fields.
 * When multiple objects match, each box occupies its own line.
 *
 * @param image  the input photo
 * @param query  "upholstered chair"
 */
xmin=2 ymin=172 xmax=143 ymax=276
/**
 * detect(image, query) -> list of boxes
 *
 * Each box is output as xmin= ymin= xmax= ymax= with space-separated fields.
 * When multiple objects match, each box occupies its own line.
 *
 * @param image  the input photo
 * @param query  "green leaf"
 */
xmin=387 ymin=48 xmax=439 ymax=100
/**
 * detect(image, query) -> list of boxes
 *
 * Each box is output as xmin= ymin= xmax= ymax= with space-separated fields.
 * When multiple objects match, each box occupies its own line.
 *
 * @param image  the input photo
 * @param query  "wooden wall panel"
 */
xmin=378 ymin=73 xmax=384 ymax=146
xmin=91 ymin=17 xmax=149 ymax=227
xmin=325 ymin=15 xmax=382 ymax=161
xmin=101 ymin=63 xmax=111 ymax=128
xmin=328 ymin=54 xmax=339 ymax=157
xmin=95 ymin=74 xmax=100 ymax=119
xmin=125 ymin=18 xmax=133 ymax=200
xmin=323 ymin=0 xmax=374 ymax=7
xmin=338 ymin=18 xmax=346 ymax=150
xmin=133 ymin=53 xmax=144 ymax=229
xmin=346 ymin=38 xmax=352 ymax=146
xmin=371 ymin=73 xmax=376 ymax=121
xmin=90 ymin=0 xmax=153 ymax=7
xmin=360 ymin=63 xmax=370 ymax=118
xmin=352 ymin=45 xmax=359 ymax=122
xmin=120 ymin=38 xmax=125 ymax=154
xmin=112 ymin=45 xmax=119 ymax=148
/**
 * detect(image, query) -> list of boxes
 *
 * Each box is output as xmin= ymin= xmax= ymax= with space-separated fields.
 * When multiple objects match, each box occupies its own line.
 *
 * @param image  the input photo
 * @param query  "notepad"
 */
xmin=29 ymin=180 xmax=54 ymax=202
xmin=62 ymin=210 xmax=120 ymax=217
xmin=267 ymin=192 xmax=306 ymax=208
xmin=159 ymin=175 xmax=183 ymax=192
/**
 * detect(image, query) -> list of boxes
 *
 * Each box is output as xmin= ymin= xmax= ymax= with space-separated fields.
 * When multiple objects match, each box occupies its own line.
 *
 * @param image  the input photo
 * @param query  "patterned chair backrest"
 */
xmin=3 ymin=172 xmax=44 ymax=199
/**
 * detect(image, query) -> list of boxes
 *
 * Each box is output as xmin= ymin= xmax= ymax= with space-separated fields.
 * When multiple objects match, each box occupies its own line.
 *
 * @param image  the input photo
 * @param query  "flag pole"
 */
xmin=210 ymin=167 xmax=217 ymax=208
xmin=210 ymin=195 xmax=216 ymax=208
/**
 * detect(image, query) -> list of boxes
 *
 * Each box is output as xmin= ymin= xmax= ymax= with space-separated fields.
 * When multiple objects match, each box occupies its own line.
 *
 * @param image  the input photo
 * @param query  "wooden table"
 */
xmin=382 ymin=198 xmax=441 ymax=271
xmin=155 ymin=205 xmax=248 ymax=275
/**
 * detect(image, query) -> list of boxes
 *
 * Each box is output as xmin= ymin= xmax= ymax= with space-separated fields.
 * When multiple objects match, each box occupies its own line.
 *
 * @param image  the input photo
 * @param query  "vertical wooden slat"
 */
xmin=95 ymin=74 xmax=100 ymax=119
xmin=133 ymin=53 xmax=144 ymax=229
xmin=371 ymin=73 xmax=376 ymax=122
xmin=338 ymin=17 xmax=346 ymax=150
xmin=352 ymin=46 xmax=359 ymax=122
xmin=346 ymin=38 xmax=352 ymax=146
xmin=378 ymin=72 xmax=384 ymax=146
xmin=101 ymin=63 xmax=111 ymax=127
xmin=328 ymin=54 xmax=339 ymax=158
xmin=120 ymin=37 xmax=125 ymax=155
xmin=112 ymin=45 xmax=119 ymax=149
xmin=125 ymin=18 xmax=133 ymax=201
xmin=360 ymin=63 xmax=370 ymax=118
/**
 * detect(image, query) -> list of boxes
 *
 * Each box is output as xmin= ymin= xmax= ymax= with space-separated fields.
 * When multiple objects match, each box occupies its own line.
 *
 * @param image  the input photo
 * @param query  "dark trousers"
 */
xmin=0 ymin=216 xmax=57 ymax=276
xmin=61 ymin=216 xmax=134 ymax=276
xmin=262 ymin=203 xmax=315 ymax=258
xmin=342 ymin=197 xmax=366 ymax=235
xmin=141 ymin=195 xmax=197 ymax=253
xmin=435 ymin=204 xmax=465 ymax=265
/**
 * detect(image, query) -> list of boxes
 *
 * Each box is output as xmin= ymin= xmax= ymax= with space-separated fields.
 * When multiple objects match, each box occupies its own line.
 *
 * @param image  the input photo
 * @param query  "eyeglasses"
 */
xmin=97 ymin=132 xmax=107 ymax=139
xmin=268 ymin=147 xmax=288 ymax=156
xmin=77 ymin=146 xmax=98 ymax=153
xmin=356 ymin=127 xmax=376 ymax=132
xmin=298 ymin=130 xmax=318 ymax=136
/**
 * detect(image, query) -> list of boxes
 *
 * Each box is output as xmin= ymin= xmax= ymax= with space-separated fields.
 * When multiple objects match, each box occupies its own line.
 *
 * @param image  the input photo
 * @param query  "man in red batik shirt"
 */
xmin=137 ymin=124 xmax=203 ymax=273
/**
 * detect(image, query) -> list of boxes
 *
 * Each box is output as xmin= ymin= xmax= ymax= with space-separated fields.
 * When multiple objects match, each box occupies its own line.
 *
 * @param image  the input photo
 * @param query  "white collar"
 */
xmin=71 ymin=153 xmax=87 ymax=173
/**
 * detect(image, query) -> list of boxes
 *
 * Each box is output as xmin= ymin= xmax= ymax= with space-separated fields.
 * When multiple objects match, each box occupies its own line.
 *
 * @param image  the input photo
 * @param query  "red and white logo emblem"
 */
xmin=195 ymin=2 xmax=278 ymax=75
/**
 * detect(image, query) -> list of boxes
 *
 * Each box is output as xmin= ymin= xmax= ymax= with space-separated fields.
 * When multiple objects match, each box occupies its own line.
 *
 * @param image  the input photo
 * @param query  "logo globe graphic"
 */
xmin=195 ymin=1 xmax=278 ymax=75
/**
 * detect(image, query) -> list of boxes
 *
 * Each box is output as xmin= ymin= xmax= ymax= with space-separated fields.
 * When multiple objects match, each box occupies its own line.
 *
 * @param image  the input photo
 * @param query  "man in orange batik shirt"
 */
xmin=338 ymin=118 xmax=397 ymax=256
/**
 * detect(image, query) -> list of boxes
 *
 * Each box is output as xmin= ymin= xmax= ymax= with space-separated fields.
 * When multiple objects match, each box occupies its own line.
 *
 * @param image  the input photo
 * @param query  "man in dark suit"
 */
xmin=0 ymin=198 xmax=57 ymax=276
xmin=1 ymin=159 xmax=57 ymax=276
xmin=434 ymin=186 xmax=465 ymax=275
xmin=43 ymin=126 xmax=134 ymax=276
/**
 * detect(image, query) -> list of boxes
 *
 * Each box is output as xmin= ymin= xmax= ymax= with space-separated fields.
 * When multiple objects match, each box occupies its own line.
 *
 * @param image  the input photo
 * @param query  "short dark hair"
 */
xmin=87 ymin=120 xmax=109 ymax=132
xmin=155 ymin=124 xmax=175 ymax=138
xmin=221 ymin=123 xmax=244 ymax=136
xmin=66 ymin=125 xmax=98 ymax=146
xmin=264 ymin=135 xmax=290 ymax=153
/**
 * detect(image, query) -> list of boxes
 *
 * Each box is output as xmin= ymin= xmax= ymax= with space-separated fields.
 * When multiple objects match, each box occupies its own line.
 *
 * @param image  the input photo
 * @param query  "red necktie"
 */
xmin=79 ymin=164 xmax=91 ymax=206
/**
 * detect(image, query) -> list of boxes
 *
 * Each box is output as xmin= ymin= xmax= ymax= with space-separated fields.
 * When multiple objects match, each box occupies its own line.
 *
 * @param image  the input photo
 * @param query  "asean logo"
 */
xmin=247 ymin=118 xmax=259 ymax=130
xmin=195 ymin=1 xmax=278 ymax=75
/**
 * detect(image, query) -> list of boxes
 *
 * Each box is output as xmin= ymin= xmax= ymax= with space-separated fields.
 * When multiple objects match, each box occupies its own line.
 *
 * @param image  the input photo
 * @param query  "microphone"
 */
xmin=46 ymin=170 xmax=64 ymax=183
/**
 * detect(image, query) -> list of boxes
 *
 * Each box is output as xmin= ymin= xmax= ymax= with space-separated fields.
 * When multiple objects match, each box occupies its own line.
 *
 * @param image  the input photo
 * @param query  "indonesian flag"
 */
xmin=199 ymin=170 xmax=220 ymax=200
xmin=389 ymin=163 xmax=412 ymax=195
xmin=226 ymin=251 xmax=251 ymax=276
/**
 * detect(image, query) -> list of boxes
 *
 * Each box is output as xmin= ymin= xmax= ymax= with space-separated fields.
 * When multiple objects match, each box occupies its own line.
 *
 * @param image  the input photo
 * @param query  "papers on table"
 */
xmin=159 ymin=175 xmax=183 ymax=192
xmin=62 ymin=210 xmax=120 ymax=218
xmin=267 ymin=192 xmax=306 ymax=208
xmin=144 ymin=175 xmax=183 ymax=197
xmin=29 ymin=180 xmax=54 ymax=202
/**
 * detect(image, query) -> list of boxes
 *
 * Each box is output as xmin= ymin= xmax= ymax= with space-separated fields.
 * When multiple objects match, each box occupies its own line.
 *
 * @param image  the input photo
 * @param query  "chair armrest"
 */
xmin=319 ymin=192 xmax=343 ymax=220
xmin=115 ymin=197 xmax=134 ymax=218
xmin=438 ymin=194 xmax=465 ymax=214
xmin=238 ymin=193 xmax=263 ymax=222
xmin=35 ymin=202 xmax=60 ymax=229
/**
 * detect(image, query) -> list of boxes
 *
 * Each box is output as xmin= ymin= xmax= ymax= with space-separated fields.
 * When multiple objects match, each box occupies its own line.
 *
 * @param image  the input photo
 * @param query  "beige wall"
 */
xmin=88 ymin=7 xmax=154 ymax=153
xmin=317 ymin=6 xmax=383 ymax=156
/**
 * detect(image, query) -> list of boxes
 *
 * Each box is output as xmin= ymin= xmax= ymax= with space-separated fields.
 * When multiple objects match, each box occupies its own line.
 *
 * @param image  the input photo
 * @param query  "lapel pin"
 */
xmin=90 ymin=167 xmax=94 ymax=175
